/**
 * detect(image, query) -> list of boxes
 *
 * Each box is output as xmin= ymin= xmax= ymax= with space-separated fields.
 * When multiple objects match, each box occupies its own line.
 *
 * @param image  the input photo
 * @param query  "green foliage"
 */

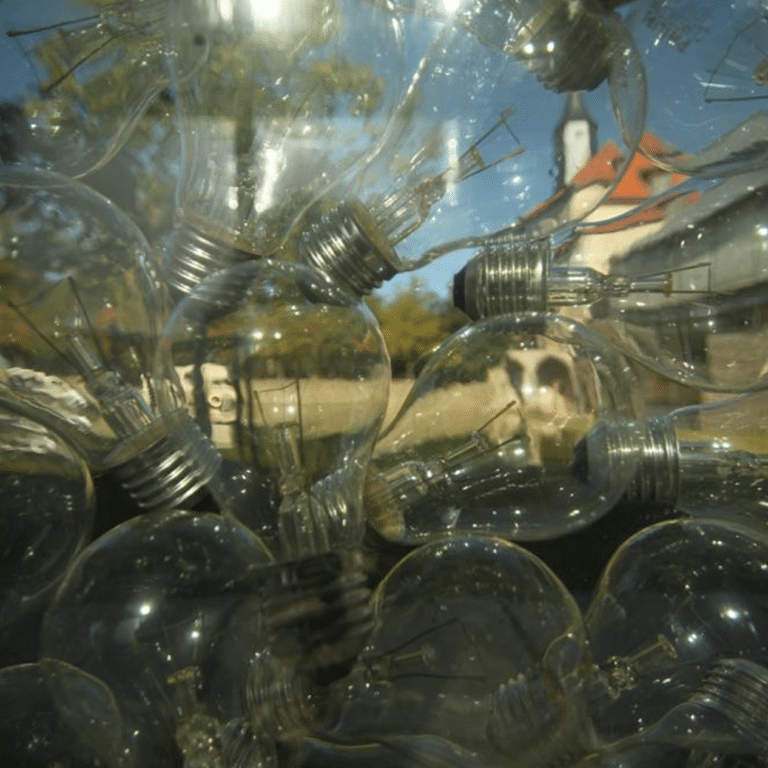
xmin=8 ymin=2 xmax=466 ymax=382
xmin=367 ymin=277 xmax=467 ymax=378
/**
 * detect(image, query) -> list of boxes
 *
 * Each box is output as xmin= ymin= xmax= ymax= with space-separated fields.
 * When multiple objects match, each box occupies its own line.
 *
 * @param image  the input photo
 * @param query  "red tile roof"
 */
xmin=522 ymin=132 xmax=692 ymax=223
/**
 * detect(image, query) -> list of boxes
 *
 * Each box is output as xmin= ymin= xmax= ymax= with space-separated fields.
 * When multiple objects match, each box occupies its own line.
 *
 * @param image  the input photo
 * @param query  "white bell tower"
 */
xmin=555 ymin=92 xmax=596 ymax=187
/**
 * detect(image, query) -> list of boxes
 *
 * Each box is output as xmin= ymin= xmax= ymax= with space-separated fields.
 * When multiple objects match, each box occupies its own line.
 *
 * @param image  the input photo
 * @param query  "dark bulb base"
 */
xmin=453 ymin=240 xmax=550 ymax=319
xmin=513 ymin=0 xmax=616 ymax=92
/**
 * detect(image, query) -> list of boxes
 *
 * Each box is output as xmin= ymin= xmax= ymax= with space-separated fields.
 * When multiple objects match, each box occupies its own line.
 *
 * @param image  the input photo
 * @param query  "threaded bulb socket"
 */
xmin=454 ymin=239 xmax=551 ymax=319
xmin=515 ymin=0 xmax=616 ymax=92
xmin=464 ymin=0 xmax=617 ymax=92
xmin=111 ymin=411 xmax=221 ymax=510
xmin=263 ymin=549 xmax=373 ymax=683
xmin=624 ymin=416 xmax=680 ymax=508
xmin=298 ymin=199 xmax=402 ymax=298
xmin=162 ymin=222 xmax=255 ymax=300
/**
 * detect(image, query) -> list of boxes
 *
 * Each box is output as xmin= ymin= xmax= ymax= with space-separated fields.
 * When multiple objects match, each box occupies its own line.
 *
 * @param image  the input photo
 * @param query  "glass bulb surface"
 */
xmin=154 ymin=258 xmax=391 ymax=561
xmin=585 ymin=517 xmax=768 ymax=747
xmin=298 ymin=0 xmax=647 ymax=295
xmin=365 ymin=311 xmax=645 ymax=543
xmin=0 ymin=165 xmax=215 ymax=509
xmin=0 ymin=661 xmax=120 ymax=768
xmin=162 ymin=0 xmax=405 ymax=296
xmin=455 ymin=166 xmax=768 ymax=392
xmin=625 ymin=0 xmax=768 ymax=177
xmin=0 ymin=407 xmax=94 ymax=639
xmin=327 ymin=536 xmax=593 ymax=764
xmin=0 ymin=0 xmax=193 ymax=178
xmin=594 ymin=388 xmax=768 ymax=526
xmin=40 ymin=509 xmax=274 ymax=768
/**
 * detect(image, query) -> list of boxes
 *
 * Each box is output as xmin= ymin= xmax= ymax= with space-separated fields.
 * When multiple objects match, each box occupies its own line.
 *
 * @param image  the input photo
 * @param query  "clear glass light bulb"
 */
xmin=40 ymin=509 xmax=275 ymax=768
xmin=325 ymin=536 xmax=593 ymax=765
xmin=297 ymin=0 xmax=647 ymax=296
xmin=364 ymin=311 xmax=644 ymax=544
xmin=454 ymin=166 xmax=768 ymax=392
xmin=585 ymin=518 xmax=768 ymax=751
xmin=0 ymin=406 xmax=94 ymax=641
xmin=625 ymin=0 xmax=768 ymax=177
xmin=0 ymin=0 xmax=192 ymax=177
xmin=160 ymin=0 xmax=405 ymax=298
xmin=155 ymin=259 xmax=391 ymax=561
xmin=0 ymin=165 xmax=217 ymax=510
xmin=577 ymin=388 xmax=768 ymax=529
xmin=0 ymin=661 xmax=116 ymax=768
xmin=154 ymin=259 xmax=391 ymax=697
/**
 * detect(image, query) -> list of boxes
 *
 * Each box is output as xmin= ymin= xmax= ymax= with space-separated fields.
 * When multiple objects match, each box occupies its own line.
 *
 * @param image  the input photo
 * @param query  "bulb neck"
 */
xmin=624 ymin=416 xmax=680 ymax=509
xmin=162 ymin=221 xmax=256 ymax=301
xmin=298 ymin=199 xmax=402 ymax=298
xmin=488 ymin=670 xmax=598 ymax=765
xmin=597 ymin=658 xmax=768 ymax=757
xmin=505 ymin=0 xmax=615 ymax=92
xmin=246 ymin=651 xmax=322 ymax=738
xmin=277 ymin=470 xmax=364 ymax=562
xmin=590 ymin=633 xmax=678 ymax=706
xmin=262 ymin=549 xmax=373 ymax=686
xmin=365 ymin=435 xmax=538 ymax=543
xmin=110 ymin=412 xmax=221 ymax=510
xmin=453 ymin=240 xmax=550 ymax=319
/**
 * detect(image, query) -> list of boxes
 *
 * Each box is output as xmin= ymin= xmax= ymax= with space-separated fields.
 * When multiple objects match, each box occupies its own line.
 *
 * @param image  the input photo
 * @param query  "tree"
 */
xmin=367 ymin=277 xmax=466 ymax=378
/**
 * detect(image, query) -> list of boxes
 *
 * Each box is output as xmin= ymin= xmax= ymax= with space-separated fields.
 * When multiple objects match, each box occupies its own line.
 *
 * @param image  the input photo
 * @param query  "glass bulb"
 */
xmin=40 ymin=509 xmax=275 ymax=768
xmin=585 ymin=518 xmax=768 ymax=748
xmin=154 ymin=258 xmax=391 ymax=561
xmin=0 ymin=661 xmax=121 ymax=768
xmin=0 ymin=0 xmax=193 ymax=177
xmin=577 ymin=388 xmax=768 ymax=528
xmin=364 ymin=311 xmax=645 ymax=544
xmin=0 ymin=406 xmax=94 ymax=639
xmin=0 ymin=165 xmax=217 ymax=510
xmin=454 ymin=166 xmax=768 ymax=392
xmin=160 ymin=0 xmax=405 ymax=298
xmin=625 ymin=0 xmax=768 ymax=177
xmin=326 ymin=536 xmax=593 ymax=764
xmin=155 ymin=259 xmax=391 ymax=699
xmin=297 ymin=0 xmax=646 ymax=296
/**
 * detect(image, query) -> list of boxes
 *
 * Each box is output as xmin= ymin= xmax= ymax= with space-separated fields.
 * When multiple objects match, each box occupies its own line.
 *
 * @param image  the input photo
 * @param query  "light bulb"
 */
xmin=575 ymin=388 xmax=768 ymax=531
xmin=624 ymin=0 xmax=768 ymax=177
xmin=296 ymin=0 xmax=646 ymax=297
xmin=0 ymin=0 xmax=194 ymax=177
xmin=0 ymin=661 xmax=124 ymax=767
xmin=0 ymin=165 xmax=217 ymax=510
xmin=325 ymin=536 xmax=593 ymax=765
xmin=584 ymin=517 xmax=768 ymax=757
xmin=160 ymin=0 xmax=405 ymax=298
xmin=454 ymin=166 xmax=768 ymax=392
xmin=154 ymin=258 xmax=390 ymax=697
xmin=364 ymin=311 xmax=645 ymax=544
xmin=0 ymin=406 xmax=94 ymax=640
xmin=155 ymin=258 xmax=390 ymax=559
xmin=40 ymin=508 xmax=275 ymax=768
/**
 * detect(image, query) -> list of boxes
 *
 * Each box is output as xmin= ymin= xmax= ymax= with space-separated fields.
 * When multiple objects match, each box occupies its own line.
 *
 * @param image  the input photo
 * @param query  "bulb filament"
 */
xmin=369 ymin=107 xmax=524 ymax=247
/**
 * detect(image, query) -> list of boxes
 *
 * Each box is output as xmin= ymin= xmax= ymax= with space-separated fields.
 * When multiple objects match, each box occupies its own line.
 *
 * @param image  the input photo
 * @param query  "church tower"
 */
xmin=554 ymin=92 xmax=597 ymax=188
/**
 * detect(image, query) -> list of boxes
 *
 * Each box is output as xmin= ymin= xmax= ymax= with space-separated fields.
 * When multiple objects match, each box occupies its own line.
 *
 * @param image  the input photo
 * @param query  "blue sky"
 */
xmin=2 ymin=0 xmax=767 ymax=300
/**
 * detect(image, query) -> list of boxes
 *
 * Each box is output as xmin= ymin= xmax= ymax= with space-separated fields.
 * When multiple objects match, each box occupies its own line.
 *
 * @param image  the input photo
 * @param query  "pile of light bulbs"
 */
xmin=2 ymin=0 xmax=768 ymax=766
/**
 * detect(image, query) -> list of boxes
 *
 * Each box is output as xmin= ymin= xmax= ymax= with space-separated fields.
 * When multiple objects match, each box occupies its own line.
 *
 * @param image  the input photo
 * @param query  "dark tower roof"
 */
xmin=555 ymin=92 xmax=596 ymax=133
